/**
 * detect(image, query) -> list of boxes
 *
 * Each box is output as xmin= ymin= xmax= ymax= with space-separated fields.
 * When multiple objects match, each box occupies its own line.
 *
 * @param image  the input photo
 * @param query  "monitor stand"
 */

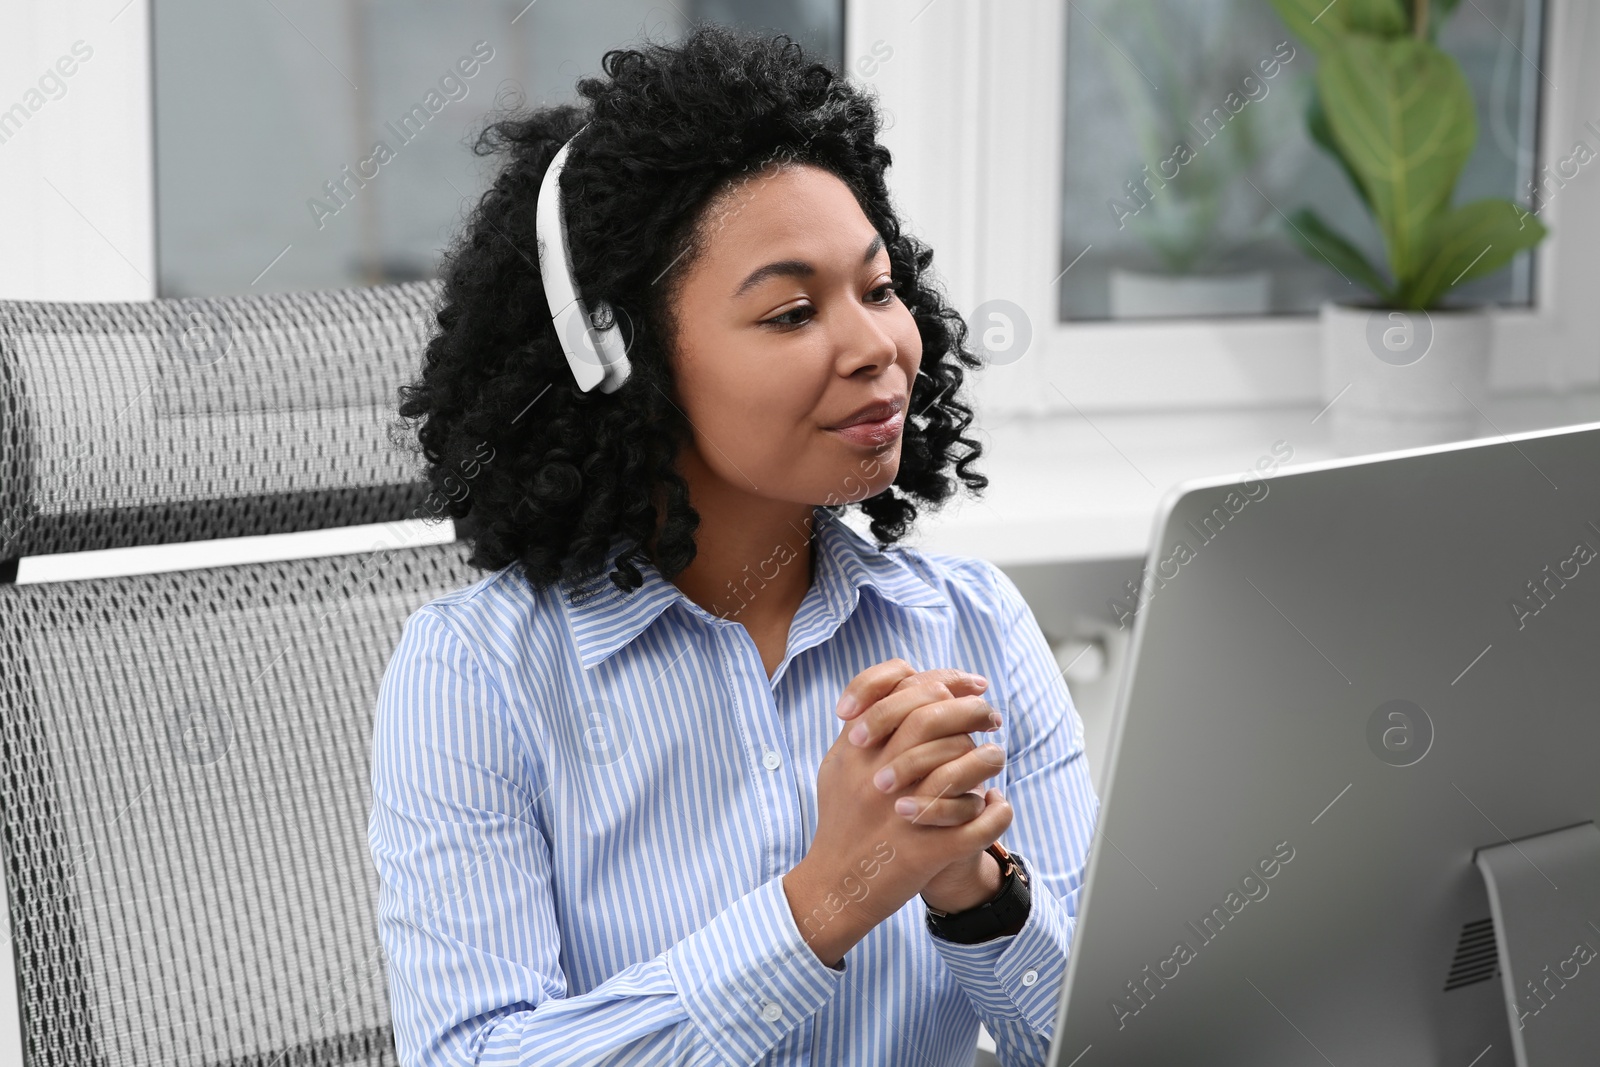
xmin=1475 ymin=822 xmax=1600 ymax=1066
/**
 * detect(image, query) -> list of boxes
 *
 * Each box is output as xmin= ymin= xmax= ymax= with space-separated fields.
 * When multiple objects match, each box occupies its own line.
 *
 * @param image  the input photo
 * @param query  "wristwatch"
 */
xmin=924 ymin=841 xmax=1031 ymax=944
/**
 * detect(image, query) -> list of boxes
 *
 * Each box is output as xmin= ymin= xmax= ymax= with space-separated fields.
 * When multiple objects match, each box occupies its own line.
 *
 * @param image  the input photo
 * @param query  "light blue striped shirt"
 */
xmin=368 ymin=506 xmax=1099 ymax=1065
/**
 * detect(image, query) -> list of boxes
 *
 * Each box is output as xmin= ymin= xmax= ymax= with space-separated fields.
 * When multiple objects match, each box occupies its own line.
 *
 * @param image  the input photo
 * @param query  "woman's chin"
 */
xmin=817 ymin=464 xmax=898 ymax=506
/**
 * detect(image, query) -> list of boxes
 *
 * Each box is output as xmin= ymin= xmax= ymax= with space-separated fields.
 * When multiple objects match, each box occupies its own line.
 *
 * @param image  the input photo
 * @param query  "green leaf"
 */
xmin=1307 ymin=89 xmax=1371 ymax=213
xmin=1341 ymin=0 xmax=1411 ymax=35
xmin=1266 ymin=0 xmax=1409 ymax=54
xmin=1317 ymin=36 xmax=1476 ymax=285
xmin=1285 ymin=207 xmax=1393 ymax=301
xmin=1403 ymin=198 xmax=1549 ymax=309
xmin=1265 ymin=0 xmax=1341 ymax=54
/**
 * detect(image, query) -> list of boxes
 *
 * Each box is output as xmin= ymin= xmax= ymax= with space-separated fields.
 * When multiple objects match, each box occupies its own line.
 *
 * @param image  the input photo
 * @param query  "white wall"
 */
xmin=0 ymin=0 xmax=154 ymax=301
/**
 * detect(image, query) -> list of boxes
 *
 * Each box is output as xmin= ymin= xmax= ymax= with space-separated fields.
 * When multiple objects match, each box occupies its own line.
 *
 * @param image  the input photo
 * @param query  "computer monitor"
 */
xmin=1046 ymin=420 xmax=1600 ymax=1067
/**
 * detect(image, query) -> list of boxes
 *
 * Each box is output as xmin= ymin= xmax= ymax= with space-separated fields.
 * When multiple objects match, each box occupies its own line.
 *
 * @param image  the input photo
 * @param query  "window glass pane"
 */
xmin=152 ymin=0 xmax=842 ymax=298
xmin=1058 ymin=0 xmax=1544 ymax=321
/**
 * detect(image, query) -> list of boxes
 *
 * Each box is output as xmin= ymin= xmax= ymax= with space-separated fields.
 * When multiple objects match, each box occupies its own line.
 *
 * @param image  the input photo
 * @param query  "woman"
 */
xmin=369 ymin=24 xmax=1098 ymax=1066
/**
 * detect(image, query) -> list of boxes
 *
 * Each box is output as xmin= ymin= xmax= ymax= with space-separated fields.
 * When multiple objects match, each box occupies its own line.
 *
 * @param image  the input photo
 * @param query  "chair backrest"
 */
xmin=0 ymin=283 xmax=481 ymax=1065
xmin=0 ymin=283 xmax=444 ymax=562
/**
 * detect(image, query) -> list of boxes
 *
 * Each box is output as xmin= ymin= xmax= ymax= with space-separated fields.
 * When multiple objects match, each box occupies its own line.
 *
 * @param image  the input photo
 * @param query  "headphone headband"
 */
xmin=535 ymin=123 xmax=632 ymax=394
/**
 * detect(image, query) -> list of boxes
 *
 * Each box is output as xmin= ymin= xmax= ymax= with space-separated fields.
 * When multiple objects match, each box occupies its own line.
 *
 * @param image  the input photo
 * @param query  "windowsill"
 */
xmin=906 ymin=387 xmax=1600 ymax=567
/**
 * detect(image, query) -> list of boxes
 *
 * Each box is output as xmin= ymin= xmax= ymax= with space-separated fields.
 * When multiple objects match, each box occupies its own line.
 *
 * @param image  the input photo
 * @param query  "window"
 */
xmin=1058 ymin=0 xmax=1544 ymax=322
xmin=854 ymin=0 xmax=1599 ymax=412
xmin=151 ymin=0 xmax=843 ymax=298
xmin=15 ymin=0 xmax=1597 ymax=409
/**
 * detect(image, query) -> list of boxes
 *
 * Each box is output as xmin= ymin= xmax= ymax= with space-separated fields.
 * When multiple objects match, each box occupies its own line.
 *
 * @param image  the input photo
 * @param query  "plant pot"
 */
xmin=1319 ymin=301 xmax=1491 ymax=456
xmin=1108 ymin=268 xmax=1271 ymax=319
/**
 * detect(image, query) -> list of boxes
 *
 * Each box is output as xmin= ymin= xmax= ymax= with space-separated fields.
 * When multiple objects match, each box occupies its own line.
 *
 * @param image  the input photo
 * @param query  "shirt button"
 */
xmin=762 ymin=749 xmax=781 ymax=770
xmin=761 ymin=1000 xmax=783 ymax=1022
xmin=1021 ymin=969 xmax=1038 ymax=986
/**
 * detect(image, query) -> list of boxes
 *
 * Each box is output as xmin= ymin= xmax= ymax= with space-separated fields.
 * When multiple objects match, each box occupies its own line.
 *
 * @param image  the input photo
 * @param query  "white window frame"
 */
xmin=847 ymin=0 xmax=1600 ymax=415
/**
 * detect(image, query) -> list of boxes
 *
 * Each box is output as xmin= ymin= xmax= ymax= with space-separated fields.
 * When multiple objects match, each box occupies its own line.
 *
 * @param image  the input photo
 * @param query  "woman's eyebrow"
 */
xmin=730 ymin=233 xmax=885 ymax=299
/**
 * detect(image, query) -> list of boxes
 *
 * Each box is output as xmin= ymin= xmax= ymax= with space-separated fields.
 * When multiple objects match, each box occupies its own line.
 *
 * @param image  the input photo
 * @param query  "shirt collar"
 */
xmin=553 ymin=505 xmax=951 ymax=672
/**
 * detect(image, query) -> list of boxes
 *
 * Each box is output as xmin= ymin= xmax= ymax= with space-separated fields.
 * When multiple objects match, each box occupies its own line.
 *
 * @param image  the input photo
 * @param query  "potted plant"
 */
xmin=1095 ymin=0 xmax=1283 ymax=318
xmin=1266 ymin=0 xmax=1548 ymax=454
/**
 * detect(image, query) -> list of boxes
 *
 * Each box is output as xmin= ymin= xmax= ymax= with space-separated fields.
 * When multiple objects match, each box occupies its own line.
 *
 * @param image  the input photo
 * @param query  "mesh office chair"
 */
xmin=0 ymin=283 xmax=477 ymax=1065
xmin=0 ymin=284 xmax=1009 ymax=1066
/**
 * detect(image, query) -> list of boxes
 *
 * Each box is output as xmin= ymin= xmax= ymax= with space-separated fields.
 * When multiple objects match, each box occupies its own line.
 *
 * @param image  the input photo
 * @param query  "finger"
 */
xmin=852 ymin=689 xmax=1000 ymax=751
xmin=871 ymin=734 xmax=975 ymax=795
xmin=849 ymin=680 xmax=956 ymax=747
xmin=834 ymin=659 xmax=917 ymax=720
xmin=891 ymin=668 xmax=987 ymax=702
xmin=892 ymin=788 xmax=987 ymax=828
xmin=915 ymin=742 xmax=1007 ymax=799
xmin=836 ymin=662 xmax=988 ymax=721
xmin=951 ymin=788 xmax=1014 ymax=844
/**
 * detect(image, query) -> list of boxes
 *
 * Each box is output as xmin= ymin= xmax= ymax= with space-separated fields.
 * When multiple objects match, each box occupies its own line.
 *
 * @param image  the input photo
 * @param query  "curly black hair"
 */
xmin=396 ymin=22 xmax=989 ymax=598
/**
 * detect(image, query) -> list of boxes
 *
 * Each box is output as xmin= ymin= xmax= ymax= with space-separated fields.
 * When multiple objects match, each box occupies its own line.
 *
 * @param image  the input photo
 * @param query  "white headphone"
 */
xmin=535 ymin=122 xmax=633 ymax=393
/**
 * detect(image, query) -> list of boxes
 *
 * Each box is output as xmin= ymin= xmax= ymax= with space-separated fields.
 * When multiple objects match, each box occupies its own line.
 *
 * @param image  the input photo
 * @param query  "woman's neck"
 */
xmin=672 ymin=504 xmax=817 ymax=626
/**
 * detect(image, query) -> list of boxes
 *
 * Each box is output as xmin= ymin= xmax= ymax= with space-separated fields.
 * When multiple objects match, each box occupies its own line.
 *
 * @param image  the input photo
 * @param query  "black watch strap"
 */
xmin=925 ymin=842 xmax=1031 ymax=944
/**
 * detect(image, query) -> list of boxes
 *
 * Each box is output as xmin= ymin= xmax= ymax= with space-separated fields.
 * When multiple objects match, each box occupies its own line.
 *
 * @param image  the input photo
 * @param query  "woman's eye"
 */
xmin=764 ymin=305 xmax=813 ymax=328
xmin=760 ymin=283 xmax=897 ymax=329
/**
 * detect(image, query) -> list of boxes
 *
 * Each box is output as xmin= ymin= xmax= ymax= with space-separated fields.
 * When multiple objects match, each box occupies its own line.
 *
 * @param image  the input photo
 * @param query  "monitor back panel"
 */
xmin=1051 ymin=425 xmax=1600 ymax=1066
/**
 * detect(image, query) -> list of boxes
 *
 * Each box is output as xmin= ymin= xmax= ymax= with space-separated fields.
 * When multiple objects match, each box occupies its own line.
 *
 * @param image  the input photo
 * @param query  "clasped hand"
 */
xmin=806 ymin=658 xmax=1012 ymax=928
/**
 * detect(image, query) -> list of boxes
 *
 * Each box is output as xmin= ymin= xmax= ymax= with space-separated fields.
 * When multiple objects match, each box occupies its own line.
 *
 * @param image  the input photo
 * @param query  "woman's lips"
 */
xmin=827 ymin=409 xmax=906 ymax=447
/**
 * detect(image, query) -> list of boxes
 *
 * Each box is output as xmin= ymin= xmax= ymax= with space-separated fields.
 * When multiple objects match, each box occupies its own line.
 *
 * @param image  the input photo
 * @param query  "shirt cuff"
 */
xmin=926 ymin=862 xmax=1073 ymax=1033
xmin=666 ymin=874 xmax=847 ymax=1062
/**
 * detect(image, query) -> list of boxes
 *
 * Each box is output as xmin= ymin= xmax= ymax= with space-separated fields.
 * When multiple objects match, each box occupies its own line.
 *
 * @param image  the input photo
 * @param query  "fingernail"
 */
xmin=835 ymin=693 xmax=857 ymax=718
xmin=968 ymin=674 xmax=988 ymax=689
xmin=989 ymin=711 xmax=1002 ymax=729
xmin=895 ymin=798 xmax=917 ymax=816
xmin=873 ymin=766 xmax=896 ymax=791
xmin=850 ymin=723 xmax=869 ymax=746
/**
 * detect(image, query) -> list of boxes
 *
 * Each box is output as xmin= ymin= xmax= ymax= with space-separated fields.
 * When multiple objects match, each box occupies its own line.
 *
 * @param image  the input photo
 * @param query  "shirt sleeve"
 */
xmin=924 ymin=560 xmax=1101 ymax=1066
xmin=368 ymin=607 xmax=848 ymax=1066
